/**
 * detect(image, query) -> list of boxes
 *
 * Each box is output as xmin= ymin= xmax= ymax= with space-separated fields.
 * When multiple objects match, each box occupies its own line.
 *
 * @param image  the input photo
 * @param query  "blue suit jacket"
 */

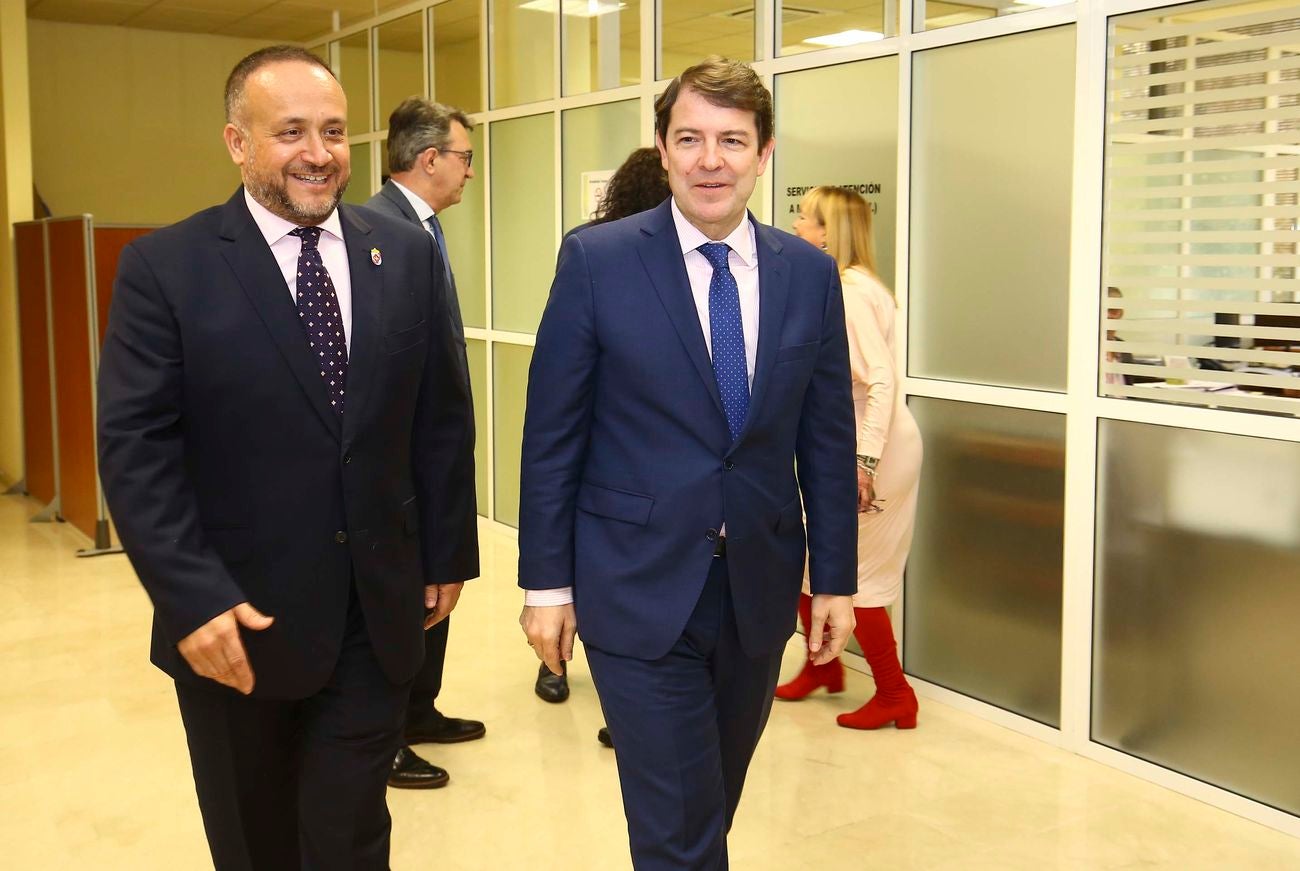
xmin=518 ymin=200 xmax=858 ymax=660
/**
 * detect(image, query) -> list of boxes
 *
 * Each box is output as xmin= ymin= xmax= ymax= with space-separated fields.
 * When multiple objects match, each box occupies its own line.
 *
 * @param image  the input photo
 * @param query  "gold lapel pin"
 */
xmin=370 ymin=247 xmax=382 ymax=266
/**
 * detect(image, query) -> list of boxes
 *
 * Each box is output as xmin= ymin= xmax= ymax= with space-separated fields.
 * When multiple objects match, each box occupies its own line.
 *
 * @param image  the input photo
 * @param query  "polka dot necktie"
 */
xmin=290 ymin=226 xmax=348 ymax=413
xmin=699 ymin=242 xmax=749 ymax=441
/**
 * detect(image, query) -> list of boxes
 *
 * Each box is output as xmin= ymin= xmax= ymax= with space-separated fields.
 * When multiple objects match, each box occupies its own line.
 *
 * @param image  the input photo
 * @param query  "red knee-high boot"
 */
xmin=837 ymin=607 xmax=918 ymax=730
xmin=774 ymin=593 xmax=845 ymax=701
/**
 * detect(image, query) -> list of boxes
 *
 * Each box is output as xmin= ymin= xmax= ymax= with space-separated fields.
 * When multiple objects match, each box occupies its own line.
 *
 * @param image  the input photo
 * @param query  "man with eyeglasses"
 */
xmin=367 ymin=97 xmax=483 ymax=790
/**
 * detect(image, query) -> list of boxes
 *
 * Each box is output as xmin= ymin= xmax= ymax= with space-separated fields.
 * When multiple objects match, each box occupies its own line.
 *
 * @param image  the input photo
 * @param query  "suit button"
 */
xmin=335 ymin=531 xmax=348 ymax=544
xmin=724 ymin=461 xmax=735 ymax=471
xmin=705 ymin=529 xmax=718 ymax=542
xmin=343 ymin=453 xmax=352 ymax=465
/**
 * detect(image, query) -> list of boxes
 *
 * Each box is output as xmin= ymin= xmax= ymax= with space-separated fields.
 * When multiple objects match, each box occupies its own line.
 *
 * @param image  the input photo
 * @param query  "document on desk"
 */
xmin=1237 ymin=366 xmax=1300 ymax=377
xmin=1153 ymin=380 xmax=1234 ymax=392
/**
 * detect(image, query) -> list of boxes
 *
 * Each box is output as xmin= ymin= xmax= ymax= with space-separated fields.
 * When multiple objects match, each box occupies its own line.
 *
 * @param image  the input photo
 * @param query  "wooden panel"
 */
xmin=47 ymin=218 xmax=98 ymax=541
xmin=14 ymin=222 xmax=55 ymax=505
xmin=92 ymin=227 xmax=154 ymax=344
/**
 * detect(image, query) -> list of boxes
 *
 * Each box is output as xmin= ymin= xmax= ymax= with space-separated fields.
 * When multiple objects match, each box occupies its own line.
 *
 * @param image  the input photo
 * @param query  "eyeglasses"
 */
xmin=440 ymin=148 xmax=473 ymax=169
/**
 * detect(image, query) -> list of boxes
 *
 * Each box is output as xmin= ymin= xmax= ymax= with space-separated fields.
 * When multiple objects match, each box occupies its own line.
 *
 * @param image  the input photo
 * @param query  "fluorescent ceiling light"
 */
xmin=519 ymin=0 xmax=627 ymax=16
xmin=1013 ymin=0 xmax=1074 ymax=7
xmin=802 ymin=29 xmax=885 ymax=48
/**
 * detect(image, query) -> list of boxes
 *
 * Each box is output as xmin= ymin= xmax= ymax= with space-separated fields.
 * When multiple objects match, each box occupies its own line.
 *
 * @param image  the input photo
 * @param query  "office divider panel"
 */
xmin=92 ymin=226 xmax=155 ymax=344
xmin=14 ymin=221 xmax=56 ymax=509
xmin=46 ymin=217 xmax=101 ymax=545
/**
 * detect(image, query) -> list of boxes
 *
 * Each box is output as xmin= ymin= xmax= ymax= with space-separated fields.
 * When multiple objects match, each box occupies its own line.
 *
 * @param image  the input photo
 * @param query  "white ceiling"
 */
xmin=26 ymin=0 xmax=1002 ymax=53
xmin=26 ymin=0 xmax=413 ymax=43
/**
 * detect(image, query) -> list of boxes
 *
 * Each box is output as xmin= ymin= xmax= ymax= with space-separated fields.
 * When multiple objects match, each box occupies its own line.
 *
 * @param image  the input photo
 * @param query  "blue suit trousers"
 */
xmin=586 ymin=557 xmax=785 ymax=871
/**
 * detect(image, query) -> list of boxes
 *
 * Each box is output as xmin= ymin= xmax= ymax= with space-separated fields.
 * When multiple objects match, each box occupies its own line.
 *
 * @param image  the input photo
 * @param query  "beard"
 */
xmin=243 ymin=157 xmax=349 ymax=226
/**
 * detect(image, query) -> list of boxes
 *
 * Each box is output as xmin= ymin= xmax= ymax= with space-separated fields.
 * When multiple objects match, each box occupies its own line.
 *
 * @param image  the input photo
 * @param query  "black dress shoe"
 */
xmin=597 ymin=726 xmax=614 ymax=748
xmin=405 ymin=707 xmax=486 ymax=745
xmin=534 ymin=661 xmax=569 ymax=703
xmin=388 ymin=746 xmax=449 ymax=790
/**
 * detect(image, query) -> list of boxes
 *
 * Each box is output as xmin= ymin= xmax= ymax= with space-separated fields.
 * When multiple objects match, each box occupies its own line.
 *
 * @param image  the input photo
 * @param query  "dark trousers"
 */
xmin=406 ymin=615 xmax=449 ymax=715
xmin=175 ymin=589 xmax=410 ymax=871
xmin=586 ymin=558 xmax=784 ymax=871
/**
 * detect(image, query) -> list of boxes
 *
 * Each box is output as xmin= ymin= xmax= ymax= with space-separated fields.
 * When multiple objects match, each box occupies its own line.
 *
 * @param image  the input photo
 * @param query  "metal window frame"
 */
xmin=303 ymin=0 xmax=1300 ymax=838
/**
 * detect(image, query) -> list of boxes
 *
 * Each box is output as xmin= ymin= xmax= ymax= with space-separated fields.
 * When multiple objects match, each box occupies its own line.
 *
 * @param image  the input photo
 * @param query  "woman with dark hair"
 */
xmin=532 ymin=146 xmax=672 ymax=748
xmin=590 ymin=147 xmax=670 ymax=225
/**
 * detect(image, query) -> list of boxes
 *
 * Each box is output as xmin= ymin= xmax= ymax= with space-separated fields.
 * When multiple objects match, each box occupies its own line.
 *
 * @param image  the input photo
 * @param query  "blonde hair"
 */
xmin=801 ymin=186 xmax=879 ymax=282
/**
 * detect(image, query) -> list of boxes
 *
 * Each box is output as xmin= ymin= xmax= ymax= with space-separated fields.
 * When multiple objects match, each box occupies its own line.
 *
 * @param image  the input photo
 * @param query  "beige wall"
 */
xmin=0 ymin=0 xmax=32 ymax=485
xmin=27 ymin=20 xmax=273 ymax=225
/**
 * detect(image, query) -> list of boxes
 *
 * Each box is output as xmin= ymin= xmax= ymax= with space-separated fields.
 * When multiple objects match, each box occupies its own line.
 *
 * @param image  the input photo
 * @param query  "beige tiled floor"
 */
xmin=2 ymin=492 xmax=1299 ymax=870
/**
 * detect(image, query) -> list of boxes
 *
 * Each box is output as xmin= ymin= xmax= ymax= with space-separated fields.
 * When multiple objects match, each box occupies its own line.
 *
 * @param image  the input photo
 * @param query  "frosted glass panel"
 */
xmin=561 ymin=100 xmax=641 ymax=233
xmin=493 ymin=343 xmax=533 ymax=528
xmin=1094 ymin=420 xmax=1300 ymax=815
xmin=910 ymin=27 xmax=1074 ymax=391
xmin=376 ymin=13 xmax=425 ymax=130
xmin=563 ymin=0 xmax=639 ymax=96
xmin=439 ymin=124 xmax=486 ymax=329
xmin=774 ymin=57 xmax=899 ymax=289
xmin=492 ymin=0 xmax=554 ymax=107
xmin=492 ymin=114 xmax=556 ymax=333
xmin=660 ymin=1 xmax=752 ymax=77
xmin=338 ymin=31 xmax=372 ymax=134
xmin=905 ymin=397 xmax=1065 ymax=726
xmin=781 ymin=3 xmax=894 ymax=57
xmin=921 ymin=0 xmax=1071 ymax=32
xmin=467 ymin=339 xmax=488 ymax=517
xmin=433 ymin=0 xmax=482 ymax=113
xmin=343 ymin=141 xmax=372 ymax=205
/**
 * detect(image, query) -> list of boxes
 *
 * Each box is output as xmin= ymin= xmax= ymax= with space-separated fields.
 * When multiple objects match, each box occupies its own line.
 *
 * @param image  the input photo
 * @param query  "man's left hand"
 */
xmin=424 ymin=582 xmax=464 ymax=629
xmin=807 ymin=594 xmax=856 ymax=666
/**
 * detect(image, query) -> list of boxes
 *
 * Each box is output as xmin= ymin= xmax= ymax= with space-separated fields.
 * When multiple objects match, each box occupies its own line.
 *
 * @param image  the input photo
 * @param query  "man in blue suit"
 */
xmin=519 ymin=57 xmax=859 ymax=870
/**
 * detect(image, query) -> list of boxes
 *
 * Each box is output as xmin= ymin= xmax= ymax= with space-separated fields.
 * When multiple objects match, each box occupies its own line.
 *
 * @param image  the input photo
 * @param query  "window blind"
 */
xmin=1103 ymin=1 xmax=1300 ymax=415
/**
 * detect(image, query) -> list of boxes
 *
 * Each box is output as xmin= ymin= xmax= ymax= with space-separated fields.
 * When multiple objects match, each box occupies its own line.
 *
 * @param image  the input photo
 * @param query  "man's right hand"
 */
xmin=520 ymin=604 xmax=577 ymax=677
xmin=177 ymin=603 xmax=274 ymax=695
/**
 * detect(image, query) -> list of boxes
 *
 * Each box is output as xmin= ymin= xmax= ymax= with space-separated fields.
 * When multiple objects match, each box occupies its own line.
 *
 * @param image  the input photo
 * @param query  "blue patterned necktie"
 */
xmin=290 ymin=226 xmax=348 ymax=413
xmin=698 ymin=242 xmax=749 ymax=441
xmin=426 ymin=214 xmax=453 ymax=286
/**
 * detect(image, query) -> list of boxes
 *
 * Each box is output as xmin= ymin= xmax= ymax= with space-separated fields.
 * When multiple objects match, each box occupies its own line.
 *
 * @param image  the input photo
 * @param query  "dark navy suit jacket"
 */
xmin=365 ymin=180 xmax=466 ymax=346
xmin=518 ymin=200 xmax=858 ymax=660
xmin=97 ymin=189 xmax=478 ymax=698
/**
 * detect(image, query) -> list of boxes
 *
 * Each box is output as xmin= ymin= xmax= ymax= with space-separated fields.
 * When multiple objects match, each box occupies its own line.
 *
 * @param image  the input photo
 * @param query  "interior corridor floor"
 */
xmin=2 ymin=491 xmax=1298 ymax=870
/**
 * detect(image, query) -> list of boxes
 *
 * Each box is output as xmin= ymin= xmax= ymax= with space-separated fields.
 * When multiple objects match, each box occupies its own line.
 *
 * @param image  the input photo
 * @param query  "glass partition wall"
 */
xmin=306 ymin=0 xmax=1300 ymax=839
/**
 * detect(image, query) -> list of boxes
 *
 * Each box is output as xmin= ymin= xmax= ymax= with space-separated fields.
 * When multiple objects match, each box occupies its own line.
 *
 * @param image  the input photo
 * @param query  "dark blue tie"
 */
xmin=426 ymin=214 xmax=453 ymax=286
xmin=698 ymin=242 xmax=749 ymax=441
xmin=290 ymin=226 xmax=348 ymax=413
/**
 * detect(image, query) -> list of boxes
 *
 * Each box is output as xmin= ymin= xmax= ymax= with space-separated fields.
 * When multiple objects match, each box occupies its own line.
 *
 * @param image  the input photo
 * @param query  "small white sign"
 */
xmin=582 ymin=169 xmax=615 ymax=222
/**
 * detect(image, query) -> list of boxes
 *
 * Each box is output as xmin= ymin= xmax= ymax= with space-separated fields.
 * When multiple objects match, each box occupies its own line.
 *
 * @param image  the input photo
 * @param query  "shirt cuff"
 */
xmin=524 ymin=587 xmax=574 ymax=606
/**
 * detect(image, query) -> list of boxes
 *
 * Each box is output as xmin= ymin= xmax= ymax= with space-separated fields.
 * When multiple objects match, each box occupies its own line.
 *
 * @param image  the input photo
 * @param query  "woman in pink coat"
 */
xmin=776 ymin=186 xmax=923 ymax=730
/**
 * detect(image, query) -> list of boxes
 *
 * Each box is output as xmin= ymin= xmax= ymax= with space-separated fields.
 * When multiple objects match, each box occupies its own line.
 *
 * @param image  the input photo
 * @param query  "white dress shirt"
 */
xmin=243 ymin=190 xmax=353 ymax=352
xmin=525 ymin=198 xmax=762 ymax=608
xmin=391 ymin=179 xmax=437 ymax=227
xmin=671 ymin=198 xmax=760 ymax=389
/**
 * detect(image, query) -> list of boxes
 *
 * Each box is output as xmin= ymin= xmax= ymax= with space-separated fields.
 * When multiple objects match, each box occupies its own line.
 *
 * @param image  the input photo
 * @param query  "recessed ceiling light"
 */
xmin=802 ymin=29 xmax=886 ymax=48
xmin=519 ymin=0 xmax=627 ymax=16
